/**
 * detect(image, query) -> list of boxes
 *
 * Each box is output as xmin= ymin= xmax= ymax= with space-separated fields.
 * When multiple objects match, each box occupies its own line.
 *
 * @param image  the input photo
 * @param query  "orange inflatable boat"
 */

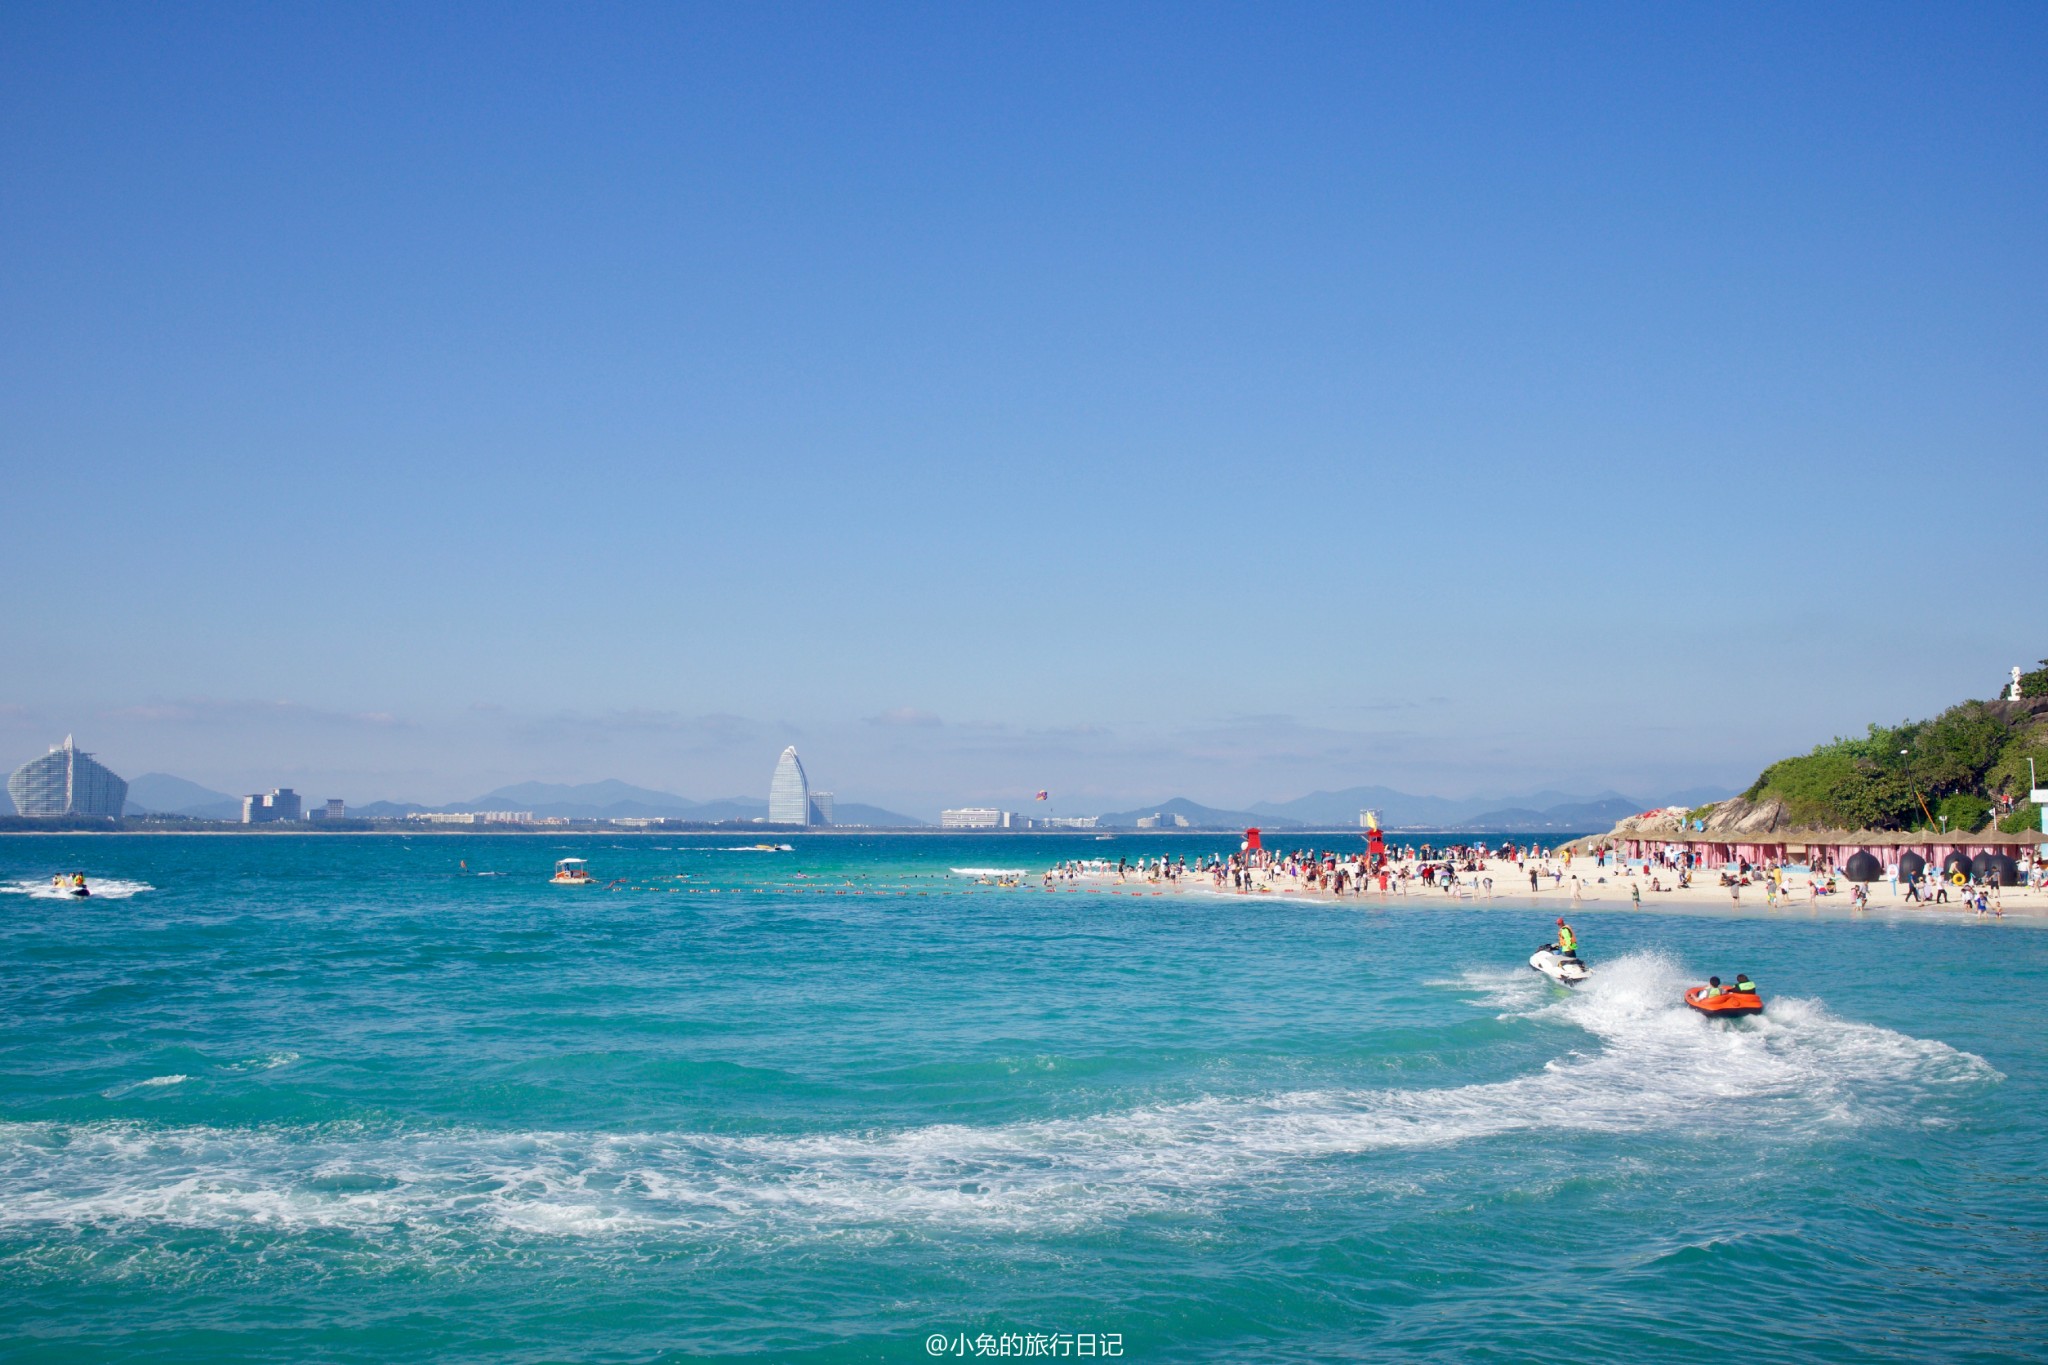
xmin=1685 ymin=986 xmax=1763 ymax=1018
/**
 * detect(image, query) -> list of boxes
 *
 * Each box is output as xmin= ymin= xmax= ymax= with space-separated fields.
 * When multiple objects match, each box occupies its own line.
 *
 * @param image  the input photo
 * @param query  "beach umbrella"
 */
xmin=1942 ymin=852 xmax=1973 ymax=880
xmin=1843 ymin=851 xmax=1881 ymax=882
xmin=1898 ymin=852 xmax=1926 ymax=880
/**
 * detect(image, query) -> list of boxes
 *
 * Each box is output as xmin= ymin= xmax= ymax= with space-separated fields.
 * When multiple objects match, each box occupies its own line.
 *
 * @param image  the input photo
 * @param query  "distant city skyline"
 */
xmin=0 ymin=654 xmax=2033 ymax=822
xmin=2 ymin=6 xmax=2040 ymax=812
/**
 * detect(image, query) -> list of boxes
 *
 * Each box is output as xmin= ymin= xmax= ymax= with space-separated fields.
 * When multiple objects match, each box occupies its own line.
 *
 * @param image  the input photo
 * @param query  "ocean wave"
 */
xmin=0 ymin=878 xmax=155 ymax=901
xmin=949 ymin=868 xmax=1027 ymax=878
xmin=98 ymin=1075 xmax=190 ymax=1099
xmin=0 ymin=967 xmax=1994 ymax=1248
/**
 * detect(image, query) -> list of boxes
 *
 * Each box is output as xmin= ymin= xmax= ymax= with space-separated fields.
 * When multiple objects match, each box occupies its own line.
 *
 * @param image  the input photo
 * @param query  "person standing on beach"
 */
xmin=1630 ymin=882 xmax=1642 ymax=910
xmin=1529 ymin=867 xmax=1539 ymax=893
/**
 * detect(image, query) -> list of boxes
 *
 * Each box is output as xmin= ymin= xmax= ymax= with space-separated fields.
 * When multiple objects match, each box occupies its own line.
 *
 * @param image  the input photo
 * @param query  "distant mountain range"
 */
xmin=123 ymin=775 xmax=923 ymax=827
xmin=106 ymin=769 xmax=1724 ymax=833
xmin=1095 ymin=797 xmax=1303 ymax=830
xmin=124 ymin=773 xmax=243 ymax=820
xmin=451 ymin=780 xmax=775 ymax=822
xmin=1093 ymin=787 xmax=1733 ymax=832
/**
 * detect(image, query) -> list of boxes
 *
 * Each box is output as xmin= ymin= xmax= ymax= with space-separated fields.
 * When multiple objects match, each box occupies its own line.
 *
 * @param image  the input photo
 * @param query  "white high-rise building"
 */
xmin=941 ymin=808 xmax=1018 ymax=829
xmin=768 ymin=746 xmax=812 ymax=826
xmin=6 ymin=737 xmax=128 ymax=818
xmin=242 ymin=788 xmax=302 ymax=824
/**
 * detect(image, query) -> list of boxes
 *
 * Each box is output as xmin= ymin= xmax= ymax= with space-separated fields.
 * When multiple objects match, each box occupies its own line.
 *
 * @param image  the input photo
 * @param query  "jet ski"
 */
xmin=1529 ymin=945 xmax=1590 ymax=986
xmin=1685 ymin=986 xmax=1763 ymax=1018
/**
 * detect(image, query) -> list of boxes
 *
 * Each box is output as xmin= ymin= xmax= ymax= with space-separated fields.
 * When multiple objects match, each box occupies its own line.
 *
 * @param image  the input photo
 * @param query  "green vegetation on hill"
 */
xmin=1741 ymin=663 xmax=2048 ymax=833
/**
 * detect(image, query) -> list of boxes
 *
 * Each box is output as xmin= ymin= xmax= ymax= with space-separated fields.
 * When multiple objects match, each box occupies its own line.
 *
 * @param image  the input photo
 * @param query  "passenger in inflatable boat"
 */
xmin=1733 ymin=973 xmax=1756 ymax=994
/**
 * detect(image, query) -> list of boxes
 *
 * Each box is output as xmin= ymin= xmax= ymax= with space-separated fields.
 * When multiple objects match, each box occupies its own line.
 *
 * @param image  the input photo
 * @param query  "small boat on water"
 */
xmin=550 ymin=858 xmax=594 ymax=885
xmin=1685 ymin=985 xmax=1763 ymax=1018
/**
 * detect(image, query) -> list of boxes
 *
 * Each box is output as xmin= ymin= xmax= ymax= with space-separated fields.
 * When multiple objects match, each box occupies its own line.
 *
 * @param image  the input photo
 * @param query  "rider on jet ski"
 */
xmin=1553 ymin=917 xmax=1579 ymax=959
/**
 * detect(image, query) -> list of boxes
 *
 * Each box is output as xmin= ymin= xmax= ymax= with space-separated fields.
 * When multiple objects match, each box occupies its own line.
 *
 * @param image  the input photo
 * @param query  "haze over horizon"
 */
xmin=4 ymin=4 xmax=2041 ymax=814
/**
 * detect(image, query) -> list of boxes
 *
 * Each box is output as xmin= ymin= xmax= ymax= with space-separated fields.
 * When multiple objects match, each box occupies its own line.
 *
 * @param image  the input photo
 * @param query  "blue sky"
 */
xmin=2 ymin=2 xmax=2041 ymax=815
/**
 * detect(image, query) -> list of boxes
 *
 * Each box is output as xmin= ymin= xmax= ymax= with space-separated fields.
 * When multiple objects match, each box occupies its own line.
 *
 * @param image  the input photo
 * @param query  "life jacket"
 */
xmin=1734 ymin=979 xmax=1755 ymax=994
xmin=1557 ymin=926 xmax=1577 ymax=953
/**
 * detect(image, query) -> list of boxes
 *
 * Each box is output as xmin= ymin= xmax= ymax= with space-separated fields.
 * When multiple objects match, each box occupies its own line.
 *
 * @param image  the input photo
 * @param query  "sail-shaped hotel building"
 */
xmin=768 ymin=746 xmax=812 ymax=826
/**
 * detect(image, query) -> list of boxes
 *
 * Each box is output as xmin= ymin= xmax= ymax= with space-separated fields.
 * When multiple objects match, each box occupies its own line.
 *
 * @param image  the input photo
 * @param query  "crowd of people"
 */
xmin=1040 ymin=838 xmax=2038 ymax=918
xmin=1042 ymin=841 xmax=1572 ymax=899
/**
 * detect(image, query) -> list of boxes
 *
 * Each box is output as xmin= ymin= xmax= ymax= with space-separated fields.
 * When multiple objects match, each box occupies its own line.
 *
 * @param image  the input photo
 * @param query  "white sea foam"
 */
xmin=100 ymin=1074 xmax=191 ymax=1098
xmin=1 ymin=878 xmax=155 ymax=901
xmin=949 ymin=868 xmax=1028 ymax=878
xmin=1434 ymin=964 xmax=1551 ymax=1013
xmin=0 ymin=956 xmax=1995 ymax=1248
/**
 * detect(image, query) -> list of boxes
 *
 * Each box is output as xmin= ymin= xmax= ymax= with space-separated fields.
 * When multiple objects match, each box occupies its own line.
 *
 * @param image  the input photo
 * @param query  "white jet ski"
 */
xmin=1529 ymin=945 xmax=1589 ymax=986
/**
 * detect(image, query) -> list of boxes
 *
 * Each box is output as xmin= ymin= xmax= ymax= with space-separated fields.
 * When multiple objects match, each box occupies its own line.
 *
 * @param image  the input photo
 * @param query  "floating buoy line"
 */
xmin=560 ymin=871 xmax=1174 ymax=897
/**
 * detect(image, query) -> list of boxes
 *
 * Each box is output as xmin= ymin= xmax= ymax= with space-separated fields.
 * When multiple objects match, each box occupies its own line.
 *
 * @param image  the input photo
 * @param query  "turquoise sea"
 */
xmin=0 ymin=833 xmax=2042 ymax=1363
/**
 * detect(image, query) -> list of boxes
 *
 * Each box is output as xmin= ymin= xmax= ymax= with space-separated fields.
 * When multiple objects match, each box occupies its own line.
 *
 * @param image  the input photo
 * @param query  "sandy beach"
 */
xmin=1041 ymin=851 xmax=2048 ymax=922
